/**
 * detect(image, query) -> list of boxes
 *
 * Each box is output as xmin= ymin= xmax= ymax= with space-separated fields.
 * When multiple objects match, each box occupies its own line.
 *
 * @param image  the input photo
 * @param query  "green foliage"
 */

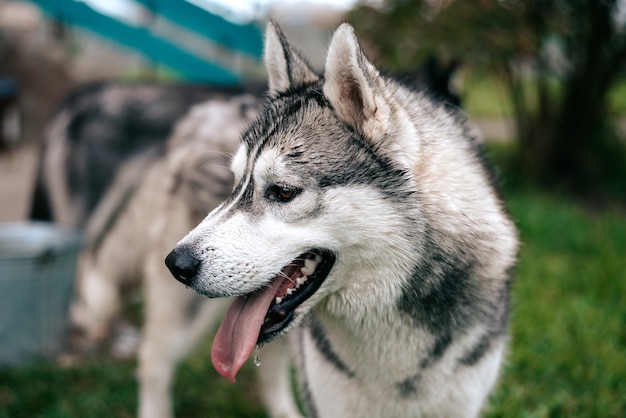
xmin=349 ymin=0 xmax=626 ymax=195
xmin=348 ymin=0 xmax=531 ymax=73
xmin=462 ymin=75 xmax=513 ymax=118
xmin=608 ymin=78 xmax=626 ymax=115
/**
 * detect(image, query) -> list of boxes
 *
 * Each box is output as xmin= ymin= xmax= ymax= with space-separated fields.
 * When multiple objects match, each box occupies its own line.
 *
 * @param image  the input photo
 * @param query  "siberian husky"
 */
xmin=33 ymin=23 xmax=493 ymax=418
xmin=166 ymin=22 xmax=518 ymax=417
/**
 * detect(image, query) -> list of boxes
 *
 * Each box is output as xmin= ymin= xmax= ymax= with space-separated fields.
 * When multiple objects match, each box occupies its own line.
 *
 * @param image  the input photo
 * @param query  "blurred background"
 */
xmin=0 ymin=0 xmax=624 ymax=417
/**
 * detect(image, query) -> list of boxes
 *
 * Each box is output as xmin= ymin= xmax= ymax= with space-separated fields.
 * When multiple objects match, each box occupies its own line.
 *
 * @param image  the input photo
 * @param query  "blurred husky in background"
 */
xmin=29 ymin=81 xmax=266 ymax=227
xmin=167 ymin=21 xmax=517 ymax=417
xmin=31 ymin=27 xmax=465 ymax=418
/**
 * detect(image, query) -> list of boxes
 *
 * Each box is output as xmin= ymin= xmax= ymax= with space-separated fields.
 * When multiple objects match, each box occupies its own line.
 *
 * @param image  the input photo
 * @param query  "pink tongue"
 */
xmin=211 ymin=278 xmax=283 ymax=382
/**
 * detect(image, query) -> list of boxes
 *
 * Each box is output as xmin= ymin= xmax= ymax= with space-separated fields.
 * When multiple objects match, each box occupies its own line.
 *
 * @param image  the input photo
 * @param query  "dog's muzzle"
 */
xmin=165 ymin=246 xmax=200 ymax=285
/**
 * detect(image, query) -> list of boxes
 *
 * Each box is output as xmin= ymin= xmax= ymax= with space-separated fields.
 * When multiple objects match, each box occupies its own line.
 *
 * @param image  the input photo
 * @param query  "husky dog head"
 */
xmin=165 ymin=21 xmax=511 ymax=383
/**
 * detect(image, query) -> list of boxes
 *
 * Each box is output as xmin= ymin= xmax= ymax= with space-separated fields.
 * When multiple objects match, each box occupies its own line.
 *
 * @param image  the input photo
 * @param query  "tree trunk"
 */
xmin=516 ymin=0 xmax=626 ymax=191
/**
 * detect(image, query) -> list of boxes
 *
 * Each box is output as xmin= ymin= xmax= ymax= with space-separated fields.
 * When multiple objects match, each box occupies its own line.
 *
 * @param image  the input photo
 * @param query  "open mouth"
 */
xmin=211 ymin=248 xmax=335 ymax=382
xmin=259 ymin=249 xmax=336 ymax=342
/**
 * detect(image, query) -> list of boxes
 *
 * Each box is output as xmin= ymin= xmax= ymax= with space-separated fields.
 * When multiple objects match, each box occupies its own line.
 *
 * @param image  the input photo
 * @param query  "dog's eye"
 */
xmin=265 ymin=184 xmax=301 ymax=203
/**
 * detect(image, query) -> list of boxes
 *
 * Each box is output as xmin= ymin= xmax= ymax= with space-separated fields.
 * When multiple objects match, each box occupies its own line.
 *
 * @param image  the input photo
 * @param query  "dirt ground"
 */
xmin=0 ymin=145 xmax=38 ymax=222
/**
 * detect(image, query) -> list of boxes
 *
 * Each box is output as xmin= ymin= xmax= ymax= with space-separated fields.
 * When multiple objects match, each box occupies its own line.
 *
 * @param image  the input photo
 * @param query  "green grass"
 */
xmin=485 ymin=190 xmax=626 ymax=417
xmin=0 ymin=340 xmax=266 ymax=418
xmin=0 ymin=358 xmax=137 ymax=418
xmin=1 ymin=145 xmax=625 ymax=417
xmin=482 ymin=142 xmax=626 ymax=417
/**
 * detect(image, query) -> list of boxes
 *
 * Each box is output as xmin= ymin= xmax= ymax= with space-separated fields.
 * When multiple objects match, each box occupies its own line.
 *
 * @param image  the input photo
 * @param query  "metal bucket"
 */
xmin=0 ymin=222 xmax=82 ymax=365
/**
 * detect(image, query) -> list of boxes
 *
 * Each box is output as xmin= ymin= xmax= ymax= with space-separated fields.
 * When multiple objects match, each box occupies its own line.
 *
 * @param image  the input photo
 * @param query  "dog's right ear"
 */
xmin=264 ymin=20 xmax=319 ymax=94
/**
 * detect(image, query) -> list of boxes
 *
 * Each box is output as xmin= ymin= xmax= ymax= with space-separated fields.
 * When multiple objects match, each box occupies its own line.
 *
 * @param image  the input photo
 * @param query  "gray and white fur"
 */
xmin=166 ymin=22 xmax=518 ymax=417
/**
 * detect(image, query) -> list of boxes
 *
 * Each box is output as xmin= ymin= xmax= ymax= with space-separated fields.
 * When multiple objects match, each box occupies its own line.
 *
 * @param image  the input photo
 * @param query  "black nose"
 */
xmin=165 ymin=247 xmax=201 ymax=285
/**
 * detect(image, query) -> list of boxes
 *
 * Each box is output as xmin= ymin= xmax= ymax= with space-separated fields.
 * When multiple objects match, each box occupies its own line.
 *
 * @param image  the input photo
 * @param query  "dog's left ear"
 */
xmin=323 ymin=24 xmax=390 ymax=141
xmin=265 ymin=20 xmax=319 ymax=94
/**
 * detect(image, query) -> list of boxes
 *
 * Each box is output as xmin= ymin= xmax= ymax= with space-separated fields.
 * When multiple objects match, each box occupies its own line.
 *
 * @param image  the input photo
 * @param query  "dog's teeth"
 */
xmin=286 ymin=288 xmax=293 ymax=295
xmin=314 ymin=254 xmax=322 ymax=263
xmin=275 ymin=297 xmax=282 ymax=304
xmin=301 ymin=258 xmax=317 ymax=276
xmin=296 ymin=277 xmax=305 ymax=286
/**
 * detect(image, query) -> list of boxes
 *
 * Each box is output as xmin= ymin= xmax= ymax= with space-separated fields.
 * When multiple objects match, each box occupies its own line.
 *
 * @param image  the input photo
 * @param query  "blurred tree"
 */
xmin=348 ymin=0 xmax=626 ymax=194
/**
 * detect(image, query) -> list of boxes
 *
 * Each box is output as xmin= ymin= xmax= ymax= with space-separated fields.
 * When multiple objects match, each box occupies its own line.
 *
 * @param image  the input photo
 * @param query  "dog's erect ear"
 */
xmin=265 ymin=20 xmax=319 ymax=94
xmin=323 ymin=24 xmax=390 ymax=140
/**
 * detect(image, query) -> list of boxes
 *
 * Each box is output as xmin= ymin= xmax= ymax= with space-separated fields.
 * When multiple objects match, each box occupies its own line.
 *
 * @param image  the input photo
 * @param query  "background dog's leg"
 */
xmin=257 ymin=336 xmax=304 ymax=418
xmin=71 ymin=252 xmax=121 ymax=346
xmin=138 ymin=251 xmax=227 ymax=418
